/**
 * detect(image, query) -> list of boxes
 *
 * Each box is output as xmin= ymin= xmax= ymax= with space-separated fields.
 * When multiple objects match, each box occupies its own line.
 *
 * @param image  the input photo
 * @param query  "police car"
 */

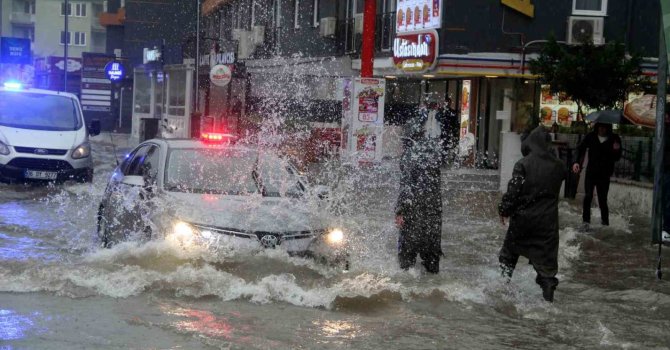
xmin=97 ymin=133 xmax=349 ymax=267
xmin=0 ymin=82 xmax=100 ymax=183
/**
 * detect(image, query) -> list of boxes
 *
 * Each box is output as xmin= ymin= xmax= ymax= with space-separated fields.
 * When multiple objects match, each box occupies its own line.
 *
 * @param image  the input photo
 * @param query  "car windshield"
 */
xmin=164 ymin=148 xmax=303 ymax=197
xmin=0 ymin=91 xmax=83 ymax=131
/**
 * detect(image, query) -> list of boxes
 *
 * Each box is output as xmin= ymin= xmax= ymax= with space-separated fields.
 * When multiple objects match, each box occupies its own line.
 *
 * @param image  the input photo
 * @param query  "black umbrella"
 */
xmin=585 ymin=110 xmax=624 ymax=124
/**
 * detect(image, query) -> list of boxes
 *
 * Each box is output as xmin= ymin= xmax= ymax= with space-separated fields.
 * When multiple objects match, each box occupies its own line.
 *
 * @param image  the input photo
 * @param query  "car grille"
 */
xmin=14 ymin=147 xmax=68 ymax=156
xmin=192 ymin=223 xmax=318 ymax=241
xmin=7 ymin=158 xmax=74 ymax=171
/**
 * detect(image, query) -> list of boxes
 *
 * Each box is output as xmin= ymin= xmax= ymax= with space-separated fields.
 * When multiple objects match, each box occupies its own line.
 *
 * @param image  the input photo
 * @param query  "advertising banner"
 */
xmin=341 ymin=78 xmax=386 ymax=164
xmin=393 ymin=30 xmax=438 ymax=72
xmin=460 ymin=80 xmax=471 ymax=138
xmin=396 ymin=0 xmax=442 ymax=33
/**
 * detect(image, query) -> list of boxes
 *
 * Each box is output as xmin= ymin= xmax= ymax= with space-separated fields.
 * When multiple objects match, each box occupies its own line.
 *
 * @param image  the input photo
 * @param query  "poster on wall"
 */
xmin=460 ymin=80 xmax=471 ymax=138
xmin=539 ymin=85 xmax=595 ymax=128
xmin=341 ymin=78 xmax=386 ymax=164
xmin=396 ymin=0 xmax=442 ymax=33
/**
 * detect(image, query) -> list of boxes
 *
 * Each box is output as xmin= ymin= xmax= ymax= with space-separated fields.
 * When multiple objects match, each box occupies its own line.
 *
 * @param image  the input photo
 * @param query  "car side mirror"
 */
xmin=121 ymin=175 xmax=145 ymax=187
xmin=88 ymin=119 xmax=101 ymax=136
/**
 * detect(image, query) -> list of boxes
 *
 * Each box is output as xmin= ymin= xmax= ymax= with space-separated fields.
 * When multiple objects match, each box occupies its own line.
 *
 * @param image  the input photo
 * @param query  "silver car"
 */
xmin=97 ymin=136 xmax=349 ymax=268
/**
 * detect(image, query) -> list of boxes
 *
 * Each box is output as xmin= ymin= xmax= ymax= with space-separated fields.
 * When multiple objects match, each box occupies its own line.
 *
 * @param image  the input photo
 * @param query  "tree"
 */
xmin=529 ymin=36 xmax=645 ymax=119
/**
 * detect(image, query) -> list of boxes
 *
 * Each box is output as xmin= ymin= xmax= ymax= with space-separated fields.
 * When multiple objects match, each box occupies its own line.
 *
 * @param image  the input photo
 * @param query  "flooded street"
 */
xmin=1 ymin=137 xmax=670 ymax=350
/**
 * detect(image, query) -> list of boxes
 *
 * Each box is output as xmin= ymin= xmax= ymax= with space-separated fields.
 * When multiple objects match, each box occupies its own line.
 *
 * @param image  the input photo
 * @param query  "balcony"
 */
xmin=343 ymin=12 xmax=396 ymax=55
xmin=99 ymin=7 xmax=126 ymax=27
xmin=9 ymin=12 xmax=35 ymax=25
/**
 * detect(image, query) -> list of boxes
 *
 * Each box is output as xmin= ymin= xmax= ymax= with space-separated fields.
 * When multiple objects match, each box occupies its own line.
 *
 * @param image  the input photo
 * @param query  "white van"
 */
xmin=0 ymin=83 xmax=100 ymax=183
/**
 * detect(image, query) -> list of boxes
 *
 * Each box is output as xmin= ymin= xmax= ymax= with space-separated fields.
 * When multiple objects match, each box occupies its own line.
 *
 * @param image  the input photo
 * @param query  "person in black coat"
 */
xmin=395 ymin=108 xmax=444 ymax=273
xmin=572 ymin=123 xmax=622 ymax=227
xmin=499 ymin=126 xmax=566 ymax=302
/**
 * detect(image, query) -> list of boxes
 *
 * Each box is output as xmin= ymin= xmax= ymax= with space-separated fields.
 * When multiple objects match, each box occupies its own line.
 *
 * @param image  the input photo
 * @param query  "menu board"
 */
xmin=396 ymin=0 xmax=442 ymax=33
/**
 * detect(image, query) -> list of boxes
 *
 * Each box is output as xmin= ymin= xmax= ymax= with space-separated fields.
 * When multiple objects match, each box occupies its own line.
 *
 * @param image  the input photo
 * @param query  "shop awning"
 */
xmin=202 ymin=0 xmax=231 ymax=15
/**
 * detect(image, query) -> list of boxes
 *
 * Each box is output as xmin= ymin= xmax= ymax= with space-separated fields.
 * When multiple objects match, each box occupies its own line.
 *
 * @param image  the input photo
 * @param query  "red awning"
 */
xmin=202 ymin=0 xmax=230 ymax=15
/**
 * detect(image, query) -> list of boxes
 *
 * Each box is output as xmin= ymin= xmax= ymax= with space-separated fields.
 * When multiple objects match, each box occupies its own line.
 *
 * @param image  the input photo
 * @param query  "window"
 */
xmin=251 ymin=0 xmax=256 ymax=27
xmin=134 ymin=72 xmax=151 ymax=114
xmin=313 ymin=0 xmax=319 ymax=27
xmin=294 ymin=0 xmax=301 ymax=29
xmin=74 ymin=32 xmax=86 ymax=46
xmin=60 ymin=31 xmax=71 ymax=45
xmin=572 ymin=0 xmax=607 ymax=16
xmin=61 ymin=3 xmax=87 ymax=17
xmin=273 ymin=0 xmax=282 ymax=28
xmin=24 ymin=1 xmax=35 ymax=14
xmin=167 ymin=70 xmax=187 ymax=116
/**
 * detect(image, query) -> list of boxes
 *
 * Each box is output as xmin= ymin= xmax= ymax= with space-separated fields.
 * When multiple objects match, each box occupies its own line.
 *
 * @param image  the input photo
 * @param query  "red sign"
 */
xmin=392 ymin=30 xmax=438 ymax=72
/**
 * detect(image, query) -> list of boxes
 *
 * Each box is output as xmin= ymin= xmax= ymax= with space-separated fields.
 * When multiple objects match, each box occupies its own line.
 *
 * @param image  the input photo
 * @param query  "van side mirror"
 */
xmin=88 ymin=119 xmax=101 ymax=136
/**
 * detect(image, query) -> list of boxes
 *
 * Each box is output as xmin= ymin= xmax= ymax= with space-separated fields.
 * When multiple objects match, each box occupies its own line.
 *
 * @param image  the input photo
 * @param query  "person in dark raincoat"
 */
xmin=395 ymin=108 xmax=444 ymax=273
xmin=499 ymin=126 xmax=566 ymax=302
xmin=572 ymin=123 xmax=622 ymax=228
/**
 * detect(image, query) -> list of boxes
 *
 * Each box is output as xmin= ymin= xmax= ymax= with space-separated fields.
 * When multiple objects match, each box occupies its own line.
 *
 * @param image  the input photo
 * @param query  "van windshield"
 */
xmin=0 ymin=91 xmax=83 ymax=131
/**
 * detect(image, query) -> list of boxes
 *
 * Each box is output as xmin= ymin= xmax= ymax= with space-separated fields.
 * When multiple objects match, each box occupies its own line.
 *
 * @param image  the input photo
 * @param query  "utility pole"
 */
xmin=360 ymin=0 xmax=376 ymax=77
xmin=63 ymin=0 xmax=69 ymax=92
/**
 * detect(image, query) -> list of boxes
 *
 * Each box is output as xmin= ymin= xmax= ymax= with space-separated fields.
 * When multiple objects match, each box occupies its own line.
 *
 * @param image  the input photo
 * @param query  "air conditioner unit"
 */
xmin=320 ymin=17 xmax=337 ymax=37
xmin=354 ymin=14 xmax=364 ymax=34
xmin=232 ymin=28 xmax=244 ymax=41
xmin=237 ymin=31 xmax=254 ymax=59
xmin=567 ymin=16 xmax=605 ymax=45
xmin=252 ymin=25 xmax=265 ymax=45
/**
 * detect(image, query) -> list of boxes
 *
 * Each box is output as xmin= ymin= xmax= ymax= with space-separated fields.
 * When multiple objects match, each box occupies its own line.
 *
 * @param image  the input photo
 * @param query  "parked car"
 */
xmin=0 ymin=82 xmax=100 ymax=183
xmin=97 ymin=133 xmax=349 ymax=268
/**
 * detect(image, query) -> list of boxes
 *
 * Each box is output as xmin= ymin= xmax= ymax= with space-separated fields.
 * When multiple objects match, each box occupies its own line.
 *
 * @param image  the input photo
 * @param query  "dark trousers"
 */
xmin=499 ymin=243 xmax=558 ymax=290
xmin=583 ymin=171 xmax=611 ymax=225
xmin=398 ymin=217 xmax=441 ymax=273
xmin=663 ymin=174 xmax=670 ymax=232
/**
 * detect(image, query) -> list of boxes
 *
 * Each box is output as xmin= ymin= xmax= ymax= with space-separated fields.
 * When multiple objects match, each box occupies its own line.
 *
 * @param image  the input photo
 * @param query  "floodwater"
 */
xmin=1 ymin=136 xmax=670 ymax=350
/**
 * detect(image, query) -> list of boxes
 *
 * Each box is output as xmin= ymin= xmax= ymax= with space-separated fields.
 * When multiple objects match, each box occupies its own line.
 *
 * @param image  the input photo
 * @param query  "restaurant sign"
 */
xmin=392 ymin=30 xmax=438 ymax=72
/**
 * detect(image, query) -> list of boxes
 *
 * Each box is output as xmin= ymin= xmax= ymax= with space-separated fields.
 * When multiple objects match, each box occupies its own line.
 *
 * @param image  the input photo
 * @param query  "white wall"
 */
xmin=499 ymin=131 xmax=522 ymax=192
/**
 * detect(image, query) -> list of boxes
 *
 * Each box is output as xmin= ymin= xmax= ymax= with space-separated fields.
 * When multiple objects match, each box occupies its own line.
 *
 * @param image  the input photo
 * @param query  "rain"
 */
xmin=1 ymin=0 xmax=670 ymax=349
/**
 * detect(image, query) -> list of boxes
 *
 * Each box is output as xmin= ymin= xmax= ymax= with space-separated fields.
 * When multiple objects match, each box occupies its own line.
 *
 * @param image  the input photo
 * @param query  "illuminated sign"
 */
xmin=1 ymin=37 xmax=32 ymax=64
xmin=209 ymin=64 xmax=232 ymax=87
xmin=104 ymin=61 xmax=125 ymax=81
xmin=392 ymin=30 xmax=438 ymax=72
xmin=199 ymin=52 xmax=236 ymax=66
xmin=143 ymin=48 xmax=161 ymax=64
xmin=501 ymin=0 xmax=534 ymax=18
xmin=396 ymin=0 xmax=442 ymax=33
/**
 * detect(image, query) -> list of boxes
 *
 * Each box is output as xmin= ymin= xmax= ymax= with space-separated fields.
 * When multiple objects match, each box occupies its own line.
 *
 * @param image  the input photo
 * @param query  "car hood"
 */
xmin=0 ymin=125 xmax=83 ymax=149
xmin=162 ymin=192 xmax=330 ymax=233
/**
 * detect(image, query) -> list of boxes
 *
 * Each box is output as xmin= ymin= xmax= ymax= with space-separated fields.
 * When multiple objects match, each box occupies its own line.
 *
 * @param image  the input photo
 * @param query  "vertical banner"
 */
xmin=459 ymin=80 xmax=471 ymax=138
xmin=341 ymin=78 xmax=386 ymax=164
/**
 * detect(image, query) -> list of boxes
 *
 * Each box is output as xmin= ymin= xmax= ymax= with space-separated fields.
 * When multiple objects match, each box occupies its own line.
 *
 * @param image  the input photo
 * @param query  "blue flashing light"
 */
xmin=3 ymin=81 xmax=22 ymax=90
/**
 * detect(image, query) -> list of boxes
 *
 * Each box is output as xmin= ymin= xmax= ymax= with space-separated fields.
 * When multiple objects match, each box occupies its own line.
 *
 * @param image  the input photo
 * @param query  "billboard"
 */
xmin=396 ymin=0 xmax=442 ymax=33
xmin=0 ymin=37 xmax=32 ymax=65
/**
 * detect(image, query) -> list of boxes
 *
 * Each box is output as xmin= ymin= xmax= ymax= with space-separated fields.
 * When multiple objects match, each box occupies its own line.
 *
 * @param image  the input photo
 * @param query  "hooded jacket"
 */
xmin=499 ymin=126 xmax=566 ymax=270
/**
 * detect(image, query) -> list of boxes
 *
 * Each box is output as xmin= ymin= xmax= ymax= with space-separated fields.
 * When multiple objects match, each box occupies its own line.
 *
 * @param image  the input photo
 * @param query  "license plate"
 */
xmin=25 ymin=170 xmax=58 ymax=180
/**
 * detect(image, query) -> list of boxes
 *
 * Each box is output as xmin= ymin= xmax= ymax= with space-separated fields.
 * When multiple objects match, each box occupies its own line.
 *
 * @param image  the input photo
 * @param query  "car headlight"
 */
xmin=168 ymin=221 xmax=199 ymax=247
xmin=71 ymin=142 xmax=91 ymax=159
xmin=0 ymin=141 xmax=9 ymax=156
xmin=326 ymin=228 xmax=345 ymax=245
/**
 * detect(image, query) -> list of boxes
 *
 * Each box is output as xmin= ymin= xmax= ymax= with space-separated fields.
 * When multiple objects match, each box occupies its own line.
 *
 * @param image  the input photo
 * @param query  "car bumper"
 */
xmin=0 ymin=161 xmax=93 ymax=183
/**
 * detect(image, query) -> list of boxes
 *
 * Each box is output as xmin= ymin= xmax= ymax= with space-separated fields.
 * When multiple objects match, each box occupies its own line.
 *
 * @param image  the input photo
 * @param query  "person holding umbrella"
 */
xmin=572 ymin=121 xmax=622 ymax=229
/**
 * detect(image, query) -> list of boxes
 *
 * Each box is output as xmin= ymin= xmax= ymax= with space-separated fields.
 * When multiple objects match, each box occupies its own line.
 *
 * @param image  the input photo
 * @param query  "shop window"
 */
xmin=134 ymin=73 xmax=151 ymax=114
xmin=168 ymin=71 xmax=187 ymax=117
xmin=572 ymin=0 xmax=607 ymax=16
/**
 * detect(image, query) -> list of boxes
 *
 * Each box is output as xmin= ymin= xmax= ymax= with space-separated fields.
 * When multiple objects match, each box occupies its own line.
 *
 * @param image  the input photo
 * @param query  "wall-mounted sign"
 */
xmin=210 ymin=64 xmax=232 ymax=87
xmin=460 ymin=80 xmax=471 ymax=138
xmin=104 ymin=61 xmax=125 ymax=81
xmin=143 ymin=47 xmax=162 ymax=64
xmin=341 ymin=78 xmax=385 ymax=164
xmin=199 ymin=52 xmax=236 ymax=67
xmin=396 ymin=0 xmax=442 ymax=33
xmin=392 ymin=30 xmax=438 ymax=72
xmin=1 ymin=37 xmax=32 ymax=64
xmin=55 ymin=59 xmax=82 ymax=72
